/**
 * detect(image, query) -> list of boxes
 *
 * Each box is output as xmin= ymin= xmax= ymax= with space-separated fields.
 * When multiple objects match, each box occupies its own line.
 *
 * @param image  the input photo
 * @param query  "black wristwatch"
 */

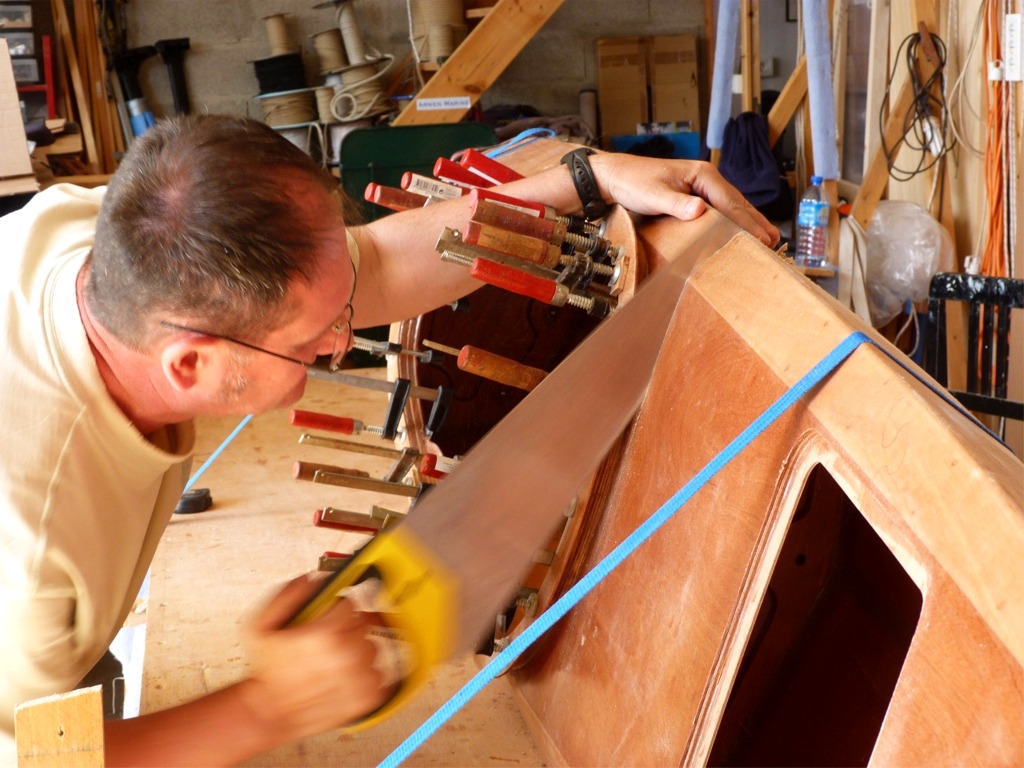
xmin=560 ymin=148 xmax=610 ymax=221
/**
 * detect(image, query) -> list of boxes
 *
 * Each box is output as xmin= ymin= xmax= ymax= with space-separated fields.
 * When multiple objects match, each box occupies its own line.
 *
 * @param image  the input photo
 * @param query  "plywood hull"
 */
xmin=392 ymin=137 xmax=1021 ymax=764
xmin=506 ymin=232 xmax=1023 ymax=766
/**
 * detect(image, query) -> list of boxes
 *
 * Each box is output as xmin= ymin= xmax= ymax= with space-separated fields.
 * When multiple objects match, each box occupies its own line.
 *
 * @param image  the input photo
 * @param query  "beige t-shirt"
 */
xmin=0 ymin=185 xmax=195 ymax=751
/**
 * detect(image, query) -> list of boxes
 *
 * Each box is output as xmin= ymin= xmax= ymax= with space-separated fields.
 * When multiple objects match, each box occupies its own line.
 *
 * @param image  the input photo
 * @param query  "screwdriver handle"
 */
xmin=457 ymin=345 xmax=548 ymax=392
xmin=290 ymin=409 xmax=362 ymax=434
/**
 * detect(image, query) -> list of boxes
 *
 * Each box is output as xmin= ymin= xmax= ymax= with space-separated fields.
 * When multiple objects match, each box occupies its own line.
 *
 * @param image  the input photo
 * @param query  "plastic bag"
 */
xmin=865 ymin=200 xmax=954 ymax=327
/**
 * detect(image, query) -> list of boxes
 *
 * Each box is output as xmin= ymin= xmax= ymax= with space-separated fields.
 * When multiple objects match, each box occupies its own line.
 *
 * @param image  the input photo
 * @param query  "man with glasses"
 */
xmin=0 ymin=114 xmax=776 ymax=765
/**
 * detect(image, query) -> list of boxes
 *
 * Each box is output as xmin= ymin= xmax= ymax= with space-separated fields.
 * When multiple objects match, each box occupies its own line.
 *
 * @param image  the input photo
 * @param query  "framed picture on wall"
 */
xmin=786 ymin=0 xmax=797 ymax=22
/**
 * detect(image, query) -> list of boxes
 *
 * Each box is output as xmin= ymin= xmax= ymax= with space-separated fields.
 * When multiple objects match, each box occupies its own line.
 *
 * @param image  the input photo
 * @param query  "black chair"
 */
xmin=925 ymin=272 xmax=1024 ymax=422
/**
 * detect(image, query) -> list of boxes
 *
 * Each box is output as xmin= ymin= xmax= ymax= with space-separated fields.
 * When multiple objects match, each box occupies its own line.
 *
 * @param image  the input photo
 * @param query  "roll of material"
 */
xmin=332 ymin=62 xmax=388 ymax=122
xmin=316 ymin=86 xmax=337 ymax=123
xmin=312 ymin=27 xmax=348 ymax=72
xmin=263 ymin=13 xmax=295 ymax=56
xmin=253 ymin=52 xmax=307 ymax=94
xmin=338 ymin=1 xmax=370 ymax=64
xmin=427 ymin=24 xmax=455 ymax=62
xmin=259 ymin=91 xmax=315 ymax=127
xmin=411 ymin=0 xmax=465 ymax=62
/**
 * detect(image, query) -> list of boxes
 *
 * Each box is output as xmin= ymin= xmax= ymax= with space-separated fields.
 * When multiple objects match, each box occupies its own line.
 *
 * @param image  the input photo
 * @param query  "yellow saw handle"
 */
xmin=287 ymin=525 xmax=459 ymax=730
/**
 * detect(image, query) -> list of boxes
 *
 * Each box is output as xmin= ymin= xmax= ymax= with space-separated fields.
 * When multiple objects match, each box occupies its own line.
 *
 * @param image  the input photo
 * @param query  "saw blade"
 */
xmin=404 ymin=215 xmax=741 ymax=653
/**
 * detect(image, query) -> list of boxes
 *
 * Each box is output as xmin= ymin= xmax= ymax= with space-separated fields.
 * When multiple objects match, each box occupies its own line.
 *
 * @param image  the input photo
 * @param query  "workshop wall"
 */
xmin=123 ymin=1 xmax=793 ymax=127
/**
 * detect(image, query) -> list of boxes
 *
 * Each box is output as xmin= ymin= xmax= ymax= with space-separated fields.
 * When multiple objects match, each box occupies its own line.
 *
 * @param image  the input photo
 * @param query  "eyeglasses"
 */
xmin=160 ymin=302 xmax=353 ymax=372
xmin=161 ymin=251 xmax=358 ymax=372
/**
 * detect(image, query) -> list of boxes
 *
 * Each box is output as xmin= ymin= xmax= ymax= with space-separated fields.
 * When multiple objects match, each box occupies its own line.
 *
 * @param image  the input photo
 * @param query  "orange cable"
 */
xmin=982 ymin=0 xmax=1009 ymax=278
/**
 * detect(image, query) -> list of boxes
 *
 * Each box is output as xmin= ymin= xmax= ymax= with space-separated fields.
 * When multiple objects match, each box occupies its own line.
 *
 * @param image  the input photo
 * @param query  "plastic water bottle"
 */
xmin=794 ymin=175 xmax=829 ymax=267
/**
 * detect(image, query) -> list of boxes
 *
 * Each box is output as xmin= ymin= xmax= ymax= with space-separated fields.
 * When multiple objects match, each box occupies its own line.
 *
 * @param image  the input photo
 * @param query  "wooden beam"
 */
xmin=392 ymin=0 xmax=564 ymax=126
xmin=16 ymin=687 xmax=104 ymax=767
xmin=850 ymin=0 xmax=942 ymax=231
xmin=864 ymin=0 xmax=891 ymax=171
xmin=739 ymin=0 xmax=761 ymax=112
xmin=831 ymin=0 xmax=847 ymax=174
xmin=849 ymin=76 xmax=912 ymax=229
xmin=50 ymin=0 xmax=98 ymax=172
xmin=767 ymin=55 xmax=807 ymax=148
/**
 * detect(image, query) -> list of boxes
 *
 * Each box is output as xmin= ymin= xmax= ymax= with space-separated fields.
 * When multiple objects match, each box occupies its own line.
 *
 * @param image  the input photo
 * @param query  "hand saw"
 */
xmin=289 ymin=215 xmax=739 ymax=729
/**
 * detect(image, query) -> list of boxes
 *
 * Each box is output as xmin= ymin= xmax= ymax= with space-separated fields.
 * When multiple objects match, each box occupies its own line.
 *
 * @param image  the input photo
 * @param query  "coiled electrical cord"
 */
xmin=879 ymin=32 xmax=957 ymax=182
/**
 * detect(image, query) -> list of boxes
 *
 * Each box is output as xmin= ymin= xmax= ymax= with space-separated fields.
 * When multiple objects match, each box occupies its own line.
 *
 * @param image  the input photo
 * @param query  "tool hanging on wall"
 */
xmin=154 ymin=38 xmax=191 ymax=115
xmin=114 ymin=45 xmax=157 ymax=136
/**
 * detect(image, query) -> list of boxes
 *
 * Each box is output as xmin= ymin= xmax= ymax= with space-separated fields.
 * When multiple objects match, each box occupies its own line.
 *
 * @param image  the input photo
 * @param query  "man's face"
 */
xmin=208 ymin=224 xmax=356 ymax=414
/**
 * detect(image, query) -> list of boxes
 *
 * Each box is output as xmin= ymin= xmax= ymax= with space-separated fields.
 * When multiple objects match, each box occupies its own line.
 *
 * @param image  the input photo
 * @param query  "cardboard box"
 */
xmin=0 ymin=39 xmax=39 ymax=196
xmin=649 ymin=34 xmax=701 ymax=133
xmin=596 ymin=37 xmax=648 ymax=143
xmin=595 ymin=35 xmax=702 ymax=146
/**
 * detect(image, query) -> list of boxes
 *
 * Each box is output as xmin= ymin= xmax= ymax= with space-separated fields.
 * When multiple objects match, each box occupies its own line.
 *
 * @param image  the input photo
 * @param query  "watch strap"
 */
xmin=560 ymin=148 xmax=609 ymax=221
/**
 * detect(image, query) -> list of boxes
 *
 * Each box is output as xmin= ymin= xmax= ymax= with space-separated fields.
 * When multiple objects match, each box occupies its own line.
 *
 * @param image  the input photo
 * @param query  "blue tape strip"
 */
xmin=184 ymin=414 xmax=253 ymax=492
xmin=485 ymin=128 xmax=556 ymax=158
xmin=379 ymin=331 xmax=872 ymax=768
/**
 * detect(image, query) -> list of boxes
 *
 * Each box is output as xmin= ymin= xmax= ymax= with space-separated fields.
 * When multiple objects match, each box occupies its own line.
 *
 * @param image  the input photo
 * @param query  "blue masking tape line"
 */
xmin=379 ymin=331 xmax=872 ymax=767
xmin=184 ymin=414 xmax=253 ymax=492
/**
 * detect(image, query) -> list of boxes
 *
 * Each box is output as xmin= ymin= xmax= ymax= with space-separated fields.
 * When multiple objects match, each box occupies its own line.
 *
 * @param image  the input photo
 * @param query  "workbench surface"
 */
xmin=141 ymin=371 xmax=544 ymax=766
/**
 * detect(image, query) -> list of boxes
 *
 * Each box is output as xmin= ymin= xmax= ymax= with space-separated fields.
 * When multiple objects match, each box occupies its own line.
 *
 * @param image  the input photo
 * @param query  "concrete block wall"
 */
xmin=127 ymin=1 xmax=797 ymax=133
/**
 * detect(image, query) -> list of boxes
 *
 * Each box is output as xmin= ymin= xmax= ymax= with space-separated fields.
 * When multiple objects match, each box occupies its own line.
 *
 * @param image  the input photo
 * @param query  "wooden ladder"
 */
xmin=391 ymin=0 xmax=564 ymax=126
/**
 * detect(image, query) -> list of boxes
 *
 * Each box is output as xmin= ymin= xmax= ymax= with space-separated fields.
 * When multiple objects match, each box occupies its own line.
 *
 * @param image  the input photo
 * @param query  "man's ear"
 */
xmin=160 ymin=336 xmax=231 ymax=395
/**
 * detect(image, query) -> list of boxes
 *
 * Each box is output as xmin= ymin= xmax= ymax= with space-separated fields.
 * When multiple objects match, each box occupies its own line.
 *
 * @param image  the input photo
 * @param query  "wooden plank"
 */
xmin=507 ymin=220 xmax=1024 ymax=766
xmin=863 ymin=0 xmax=891 ymax=171
xmin=392 ymin=0 xmax=564 ymax=126
xmin=767 ymin=56 xmax=807 ymax=148
xmin=16 ymin=687 xmax=104 ymax=767
xmin=831 ymin=0 xmax=847 ymax=173
xmin=49 ymin=0 xmax=98 ymax=172
xmin=823 ymin=177 xmax=839 ymax=265
xmin=79 ymin=0 xmax=117 ymax=172
xmin=850 ymin=1 xmax=942 ymax=230
xmin=739 ymin=0 xmax=759 ymax=113
xmin=849 ymin=74 xmax=912 ymax=228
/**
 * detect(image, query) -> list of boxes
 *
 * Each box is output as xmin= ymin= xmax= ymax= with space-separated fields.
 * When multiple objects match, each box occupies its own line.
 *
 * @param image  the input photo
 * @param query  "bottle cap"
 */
xmin=811 ymin=175 xmax=823 ymax=184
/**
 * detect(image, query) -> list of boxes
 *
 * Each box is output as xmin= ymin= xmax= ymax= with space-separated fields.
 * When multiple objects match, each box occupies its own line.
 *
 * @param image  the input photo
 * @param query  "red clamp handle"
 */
xmin=469 ymin=258 xmax=556 ymax=304
xmin=365 ymin=182 xmax=429 ymax=212
xmin=290 ymin=409 xmax=361 ymax=434
xmin=459 ymin=148 xmax=525 ymax=185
